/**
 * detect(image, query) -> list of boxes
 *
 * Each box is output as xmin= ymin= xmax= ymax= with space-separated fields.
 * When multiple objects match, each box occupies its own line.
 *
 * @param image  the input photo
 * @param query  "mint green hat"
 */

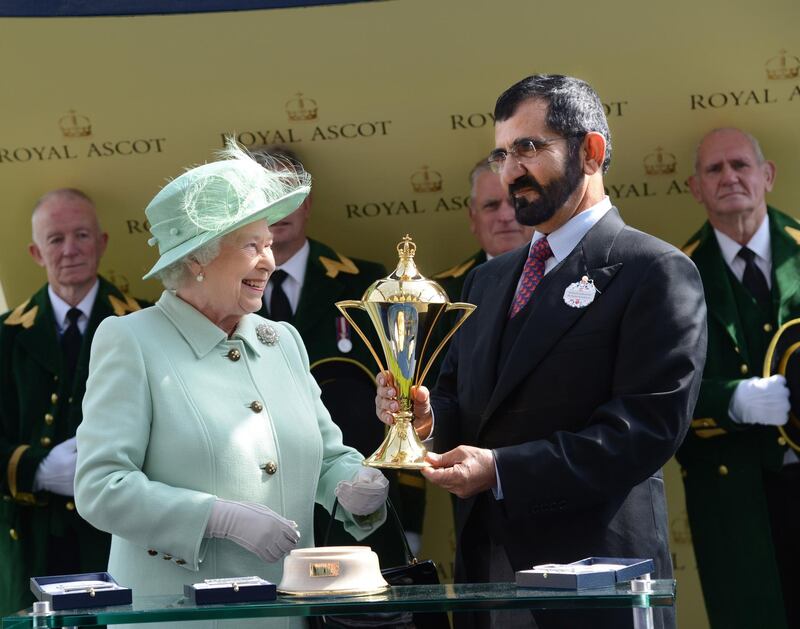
xmin=143 ymin=142 xmax=310 ymax=280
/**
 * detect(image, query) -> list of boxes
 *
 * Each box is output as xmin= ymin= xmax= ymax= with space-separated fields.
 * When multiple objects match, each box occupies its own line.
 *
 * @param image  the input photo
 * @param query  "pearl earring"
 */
xmin=196 ymin=272 xmax=205 ymax=282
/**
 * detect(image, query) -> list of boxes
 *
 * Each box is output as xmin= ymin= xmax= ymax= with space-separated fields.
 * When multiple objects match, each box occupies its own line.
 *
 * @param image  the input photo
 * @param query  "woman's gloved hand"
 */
xmin=204 ymin=498 xmax=300 ymax=562
xmin=334 ymin=467 xmax=389 ymax=516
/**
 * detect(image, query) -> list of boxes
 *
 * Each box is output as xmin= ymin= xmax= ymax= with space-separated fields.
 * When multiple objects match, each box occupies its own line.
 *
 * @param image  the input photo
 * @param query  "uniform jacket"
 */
xmin=0 ymin=276 xmax=146 ymax=615
xmin=75 ymin=290 xmax=376 ymax=629
xmin=433 ymin=250 xmax=488 ymax=304
xmin=433 ymin=209 xmax=707 ymax=629
xmin=675 ymin=207 xmax=800 ymax=629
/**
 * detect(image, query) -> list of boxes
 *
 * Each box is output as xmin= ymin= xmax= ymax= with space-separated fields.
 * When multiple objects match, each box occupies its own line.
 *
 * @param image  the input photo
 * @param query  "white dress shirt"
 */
xmin=48 ymin=280 xmax=99 ymax=336
xmin=713 ymin=215 xmax=772 ymax=288
xmin=263 ymin=239 xmax=310 ymax=316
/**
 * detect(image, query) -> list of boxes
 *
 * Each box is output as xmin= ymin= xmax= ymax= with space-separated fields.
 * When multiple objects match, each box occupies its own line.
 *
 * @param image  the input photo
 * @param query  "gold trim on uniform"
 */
xmin=681 ymin=240 xmax=700 ymax=258
xmin=695 ymin=428 xmax=727 ymax=439
xmin=784 ymin=225 xmax=800 ymax=245
xmin=108 ymin=293 xmax=143 ymax=317
xmin=319 ymin=253 xmax=359 ymax=279
xmin=3 ymin=300 xmax=38 ymax=329
xmin=7 ymin=445 xmax=32 ymax=503
xmin=433 ymin=258 xmax=477 ymax=280
xmin=397 ymin=471 xmax=425 ymax=489
xmin=691 ymin=418 xmax=718 ymax=429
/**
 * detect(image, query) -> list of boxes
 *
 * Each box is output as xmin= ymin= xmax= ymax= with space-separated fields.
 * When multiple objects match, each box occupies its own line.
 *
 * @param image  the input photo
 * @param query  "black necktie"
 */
xmin=269 ymin=270 xmax=293 ymax=322
xmin=61 ymin=307 xmax=83 ymax=379
xmin=737 ymin=247 xmax=771 ymax=305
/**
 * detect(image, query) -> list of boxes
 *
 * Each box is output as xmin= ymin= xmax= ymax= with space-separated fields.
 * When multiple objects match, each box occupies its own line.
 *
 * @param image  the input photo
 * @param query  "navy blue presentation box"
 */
xmin=30 ymin=572 xmax=132 ymax=610
xmin=516 ymin=557 xmax=655 ymax=590
xmin=184 ymin=578 xmax=277 ymax=605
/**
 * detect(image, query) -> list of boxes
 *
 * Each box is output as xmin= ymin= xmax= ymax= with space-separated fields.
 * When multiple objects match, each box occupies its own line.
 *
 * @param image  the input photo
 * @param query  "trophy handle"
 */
xmin=335 ymin=301 xmax=387 ymax=374
xmin=416 ymin=302 xmax=476 ymax=388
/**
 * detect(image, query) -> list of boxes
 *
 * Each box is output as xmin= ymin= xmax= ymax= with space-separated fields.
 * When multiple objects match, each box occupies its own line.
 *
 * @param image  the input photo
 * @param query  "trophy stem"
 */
xmin=363 ymin=411 xmax=430 ymax=469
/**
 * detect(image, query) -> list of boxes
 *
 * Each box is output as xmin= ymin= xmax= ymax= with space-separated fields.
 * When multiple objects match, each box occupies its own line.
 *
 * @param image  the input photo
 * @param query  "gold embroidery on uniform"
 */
xmin=109 ymin=294 xmax=142 ymax=316
xmin=682 ymin=240 xmax=700 ymax=257
xmin=3 ymin=300 xmax=38 ymax=329
xmin=319 ymin=253 xmax=359 ymax=278
xmin=433 ymin=258 xmax=476 ymax=280
xmin=784 ymin=225 xmax=800 ymax=245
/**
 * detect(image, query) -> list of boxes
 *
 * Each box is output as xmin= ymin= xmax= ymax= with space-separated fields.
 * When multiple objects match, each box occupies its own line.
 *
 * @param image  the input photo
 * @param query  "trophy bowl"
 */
xmin=336 ymin=235 xmax=475 ymax=469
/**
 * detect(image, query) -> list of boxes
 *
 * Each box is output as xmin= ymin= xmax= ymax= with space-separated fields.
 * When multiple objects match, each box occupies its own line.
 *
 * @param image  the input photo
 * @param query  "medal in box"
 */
xmin=184 ymin=576 xmax=276 ymax=605
xmin=30 ymin=571 xmax=132 ymax=610
xmin=516 ymin=557 xmax=655 ymax=590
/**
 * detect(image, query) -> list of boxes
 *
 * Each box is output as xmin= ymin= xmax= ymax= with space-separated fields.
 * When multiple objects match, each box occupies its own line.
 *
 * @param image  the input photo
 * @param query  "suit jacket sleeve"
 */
xmin=494 ymin=250 xmax=707 ymax=520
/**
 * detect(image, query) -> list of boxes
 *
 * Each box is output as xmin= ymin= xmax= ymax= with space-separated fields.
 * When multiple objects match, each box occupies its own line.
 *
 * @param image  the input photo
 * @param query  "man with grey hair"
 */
xmin=0 ymin=189 xmax=149 ymax=615
xmin=677 ymin=127 xmax=800 ymax=629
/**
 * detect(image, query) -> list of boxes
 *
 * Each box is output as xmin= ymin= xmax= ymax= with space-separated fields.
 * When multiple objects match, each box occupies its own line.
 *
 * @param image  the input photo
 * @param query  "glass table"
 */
xmin=3 ymin=581 xmax=675 ymax=628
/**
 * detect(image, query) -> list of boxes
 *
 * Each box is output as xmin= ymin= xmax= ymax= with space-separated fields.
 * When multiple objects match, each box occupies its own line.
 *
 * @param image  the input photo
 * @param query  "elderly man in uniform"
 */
xmin=0 ymin=188 xmax=148 ymax=615
xmin=253 ymin=147 xmax=426 ymax=561
xmin=434 ymin=158 xmax=534 ymax=302
xmin=677 ymin=128 xmax=800 ymax=629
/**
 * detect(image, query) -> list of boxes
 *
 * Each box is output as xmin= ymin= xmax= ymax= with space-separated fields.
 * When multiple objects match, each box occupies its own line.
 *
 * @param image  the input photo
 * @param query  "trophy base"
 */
xmin=362 ymin=418 xmax=431 ymax=470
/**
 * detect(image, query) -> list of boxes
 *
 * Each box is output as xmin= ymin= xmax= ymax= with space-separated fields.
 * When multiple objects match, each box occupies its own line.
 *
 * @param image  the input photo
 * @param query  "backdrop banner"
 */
xmin=2 ymin=3 xmax=799 ymax=627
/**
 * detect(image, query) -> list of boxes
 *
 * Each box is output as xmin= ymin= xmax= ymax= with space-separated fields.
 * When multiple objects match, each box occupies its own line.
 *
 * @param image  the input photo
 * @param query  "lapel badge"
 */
xmin=563 ymin=275 xmax=597 ymax=309
xmin=336 ymin=316 xmax=353 ymax=353
xmin=257 ymin=323 xmax=279 ymax=346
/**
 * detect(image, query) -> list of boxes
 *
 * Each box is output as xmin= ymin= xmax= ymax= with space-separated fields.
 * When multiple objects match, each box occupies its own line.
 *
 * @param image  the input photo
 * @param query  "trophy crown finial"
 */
xmin=397 ymin=234 xmax=417 ymax=261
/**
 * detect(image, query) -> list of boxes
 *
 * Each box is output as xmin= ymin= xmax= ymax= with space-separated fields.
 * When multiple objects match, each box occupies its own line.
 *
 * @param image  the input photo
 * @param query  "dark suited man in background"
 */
xmin=434 ymin=158 xmax=534 ymax=302
xmin=253 ymin=146 xmax=427 ymax=562
xmin=677 ymin=128 xmax=800 ymax=629
xmin=0 ymin=189 xmax=148 ymax=615
xmin=377 ymin=74 xmax=707 ymax=629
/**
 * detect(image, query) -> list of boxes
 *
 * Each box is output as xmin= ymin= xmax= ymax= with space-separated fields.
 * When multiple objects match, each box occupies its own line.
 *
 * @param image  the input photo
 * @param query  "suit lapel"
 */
xmin=691 ymin=225 xmax=749 ymax=360
xmin=769 ymin=210 xmax=800 ymax=325
xmin=16 ymin=287 xmax=61 ymax=375
xmin=481 ymin=209 xmax=625 ymax=424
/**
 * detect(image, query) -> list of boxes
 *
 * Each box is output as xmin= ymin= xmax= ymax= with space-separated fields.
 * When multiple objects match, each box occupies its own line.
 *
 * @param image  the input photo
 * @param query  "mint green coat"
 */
xmin=75 ymin=291 xmax=380 ymax=629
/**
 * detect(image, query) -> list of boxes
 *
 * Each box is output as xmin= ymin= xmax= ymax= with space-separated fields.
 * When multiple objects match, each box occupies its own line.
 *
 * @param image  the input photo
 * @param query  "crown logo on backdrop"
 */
xmin=643 ymin=147 xmax=677 ymax=175
xmin=285 ymin=93 xmax=318 ymax=121
xmin=765 ymin=50 xmax=800 ymax=80
xmin=410 ymin=166 xmax=443 ymax=193
xmin=59 ymin=110 xmax=92 ymax=138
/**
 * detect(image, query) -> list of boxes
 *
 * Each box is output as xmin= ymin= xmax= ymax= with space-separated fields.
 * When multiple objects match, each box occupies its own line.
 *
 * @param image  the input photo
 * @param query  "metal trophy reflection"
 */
xmin=336 ymin=235 xmax=476 ymax=469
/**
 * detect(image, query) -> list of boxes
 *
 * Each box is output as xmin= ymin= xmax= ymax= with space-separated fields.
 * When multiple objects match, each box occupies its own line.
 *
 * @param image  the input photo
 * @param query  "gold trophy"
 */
xmin=336 ymin=235 xmax=476 ymax=469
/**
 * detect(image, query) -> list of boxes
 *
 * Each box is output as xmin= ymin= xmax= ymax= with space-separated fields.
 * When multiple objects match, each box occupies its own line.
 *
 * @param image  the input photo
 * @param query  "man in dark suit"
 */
xmin=377 ymin=74 xmax=707 ymax=629
xmin=676 ymin=128 xmax=800 ymax=629
xmin=0 ymin=189 xmax=148 ymax=615
xmin=253 ymin=147 xmax=427 ymax=563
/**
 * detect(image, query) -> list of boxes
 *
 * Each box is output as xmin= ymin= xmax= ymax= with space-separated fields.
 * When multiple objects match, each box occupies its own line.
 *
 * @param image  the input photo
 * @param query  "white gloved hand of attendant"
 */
xmin=204 ymin=498 xmax=300 ymax=563
xmin=729 ymin=375 xmax=791 ymax=426
xmin=33 ymin=436 xmax=77 ymax=496
xmin=334 ymin=467 xmax=389 ymax=516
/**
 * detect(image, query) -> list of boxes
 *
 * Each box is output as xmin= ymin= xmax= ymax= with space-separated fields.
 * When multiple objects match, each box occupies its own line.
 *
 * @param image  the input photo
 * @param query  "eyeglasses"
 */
xmin=487 ymin=136 xmax=575 ymax=174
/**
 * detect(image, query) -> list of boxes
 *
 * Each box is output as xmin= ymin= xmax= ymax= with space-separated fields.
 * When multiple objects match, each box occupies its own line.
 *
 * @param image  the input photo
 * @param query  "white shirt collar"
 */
xmin=530 ymin=196 xmax=613 ymax=264
xmin=264 ymin=239 xmax=310 ymax=315
xmin=713 ymin=215 xmax=771 ymax=269
xmin=48 ymin=279 xmax=99 ymax=335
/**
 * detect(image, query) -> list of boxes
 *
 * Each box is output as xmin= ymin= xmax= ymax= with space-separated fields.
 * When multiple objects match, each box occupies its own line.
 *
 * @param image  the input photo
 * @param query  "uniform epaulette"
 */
xmin=784 ymin=225 xmax=800 ymax=245
xmin=319 ymin=252 xmax=359 ymax=278
xmin=682 ymin=240 xmax=701 ymax=258
xmin=3 ymin=299 xmax=37 ymax=329
xmin=109 ymin=293 xmax=143 ymax=317
xmin=433 ymin=258 xmax=476 ymax=280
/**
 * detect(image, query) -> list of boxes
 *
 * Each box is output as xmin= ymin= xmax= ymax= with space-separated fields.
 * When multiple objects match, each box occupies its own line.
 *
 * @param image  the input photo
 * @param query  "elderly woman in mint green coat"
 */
xmin=74 ymin=144 xmax=388 ymax=629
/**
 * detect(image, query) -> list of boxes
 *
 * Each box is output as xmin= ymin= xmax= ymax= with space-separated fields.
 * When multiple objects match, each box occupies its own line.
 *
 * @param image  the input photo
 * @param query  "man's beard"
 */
xmin=508 ymin=155 xmax=583 ymax=227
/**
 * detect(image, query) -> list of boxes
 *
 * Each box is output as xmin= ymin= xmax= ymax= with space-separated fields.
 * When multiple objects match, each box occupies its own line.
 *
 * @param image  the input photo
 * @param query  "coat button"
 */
xmin=681 ymin=468 xmax=688 ymax=478
xmin=147 ymin=549 xmax=158 ymax=556
xmin=734 ymin=346 xmax=740 ymax=354
xmin=261 ymin=461 xmax=278 ymax=475
xmin=40 ymin=437 xmax=52 ymax=447
xmin=778 ymin=436 xmax=787 ymax=446
xmin=739 ymin=364 xmax=749 ymax=375
xmin=51 ymin=393 xmax=58 ymax=404
xmin=763 ymin=323 xmax=773 ymax=333
xmin=65 ymin=501 xmax=75 ymax=511
xmin=250 ymin=401 xmax=263 ymax=413
xmin=44 ymin=413 xmax=54 ymax=425
xmin=163 ymin=554 xmax=172 ymax=560
xmin=175 ymin=559 xmax=186 ymax=565
xmin=227 ymin=349 xmax=241 ymax=362
xmin=718 ymin=465 xmax=729 ymax=476
xmin=9 ymin=528 xmax=18 ymax=540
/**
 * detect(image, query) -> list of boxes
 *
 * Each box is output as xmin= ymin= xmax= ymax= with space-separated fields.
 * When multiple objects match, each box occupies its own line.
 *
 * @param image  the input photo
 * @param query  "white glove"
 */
xmin=33 ymin=436 xmax=77 ymax=496
xmin=334 ymin=467 xmax=389 ymax=516
xmin=204 ymin=498 xmax=300 ymax=563
xmin=729 ymin=375 xmax=791 ymax=426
